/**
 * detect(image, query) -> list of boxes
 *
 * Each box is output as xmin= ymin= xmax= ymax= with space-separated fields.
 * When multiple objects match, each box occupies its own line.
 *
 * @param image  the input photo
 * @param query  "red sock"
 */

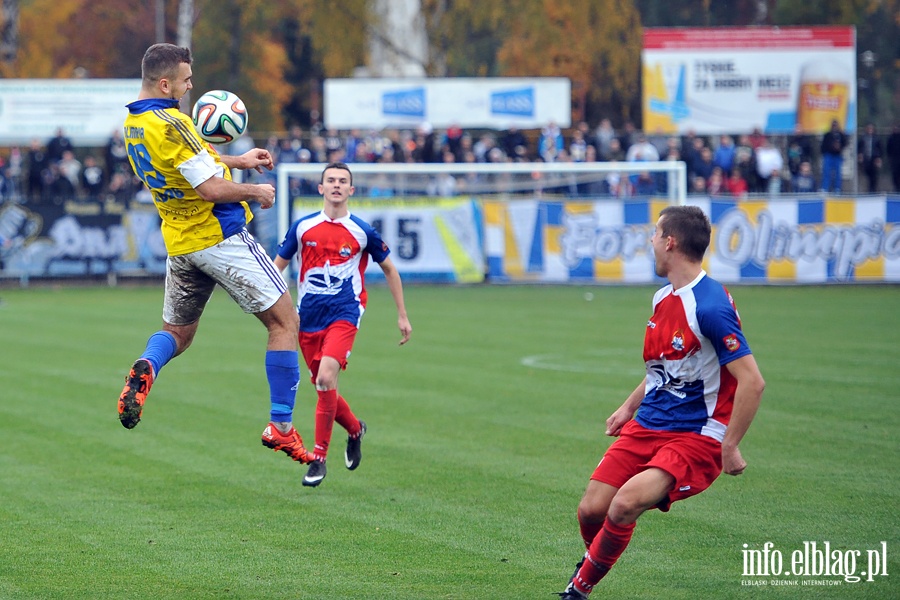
xmin=574 ymin=519 xmax=635 ymax=594
xmin=334 ymin=394 xmax=360 ymax=435
xmin=314 ymin=389 xmax=338 ymax=459
xmin=577 ymin=508 xmax=604 ymax=549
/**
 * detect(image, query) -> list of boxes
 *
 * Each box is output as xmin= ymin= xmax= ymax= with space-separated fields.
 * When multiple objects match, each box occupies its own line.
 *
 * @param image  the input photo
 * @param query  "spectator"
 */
xmin=857 ymin=123 xmax=883 ymax=193
xmin=786 ymin=131 xmax=813 ymax=177
xmin=748 ymin=127 xmax=766 ymax=150
xmin=713 ymin=135 xmax=736 ymax=174
xmin=690 ymin=175 xmax=707 ymax=195
xmin=7 ymin=146 xmax=23 ymax=200
xmin=415 ymin=122 xmax=438 ymax=163
xmin=57 ymin=150 xmax=82 ymax=192
xmin=755 ymin=137 xmax=784 ymax=193
xmin=706 ymin=167 xmax=727 ymax=196
xmin=693 ymin=147 xmax=715 ymax=182
xmin=26 ymin=139 xmax=49 ymax=202
xmin=605 ymin=138 xmax=626 ymax=162
xmin=887 ymin=124 xmax=900 ymax=192
xmin=625 ymin=134 xmax=659 ymax=163
xmin=443 ymin=124 xmax=464 ymax=159
xmin=606 ymin=169 xmax=633 ymax=198
xmin=538 ymin=121 xmax=564 ymax=162
xmin=286 ymin=125 xmax=305 ymax=153
xmin=323 ymin=128 xmax=343 ymax=158
xmin=791 ymin=161 xmax=816 ymax=193
xmin=569 ymin=129 xmax=588 ymax=162
xmin=681 ymin=136 xmax=706 ymax=181
xmin=309 ymin=134 xmax=328 ymax=163
xmin=47 ymin=162 xmax=76 ymax=203
xmin=0 ymin=158 xmax=11 ymax=202
xmin=343 ymin=129 xmax=363 ymax=164
xmin=501 ymin=126 xmax=528 ymax=160
xmin=104 ymin=130 xmax=130 ymax=183
xmin=618 ymin=120 xmax=638 ymax=155
xmin=46 ymin=128 xmax=73 ymax=163
xmin=594 ymin=118 xmax=616 ymax=160
xmin=277 ymin=137 xmax=299 ymax=164
xmin=820 ymin=119 xmax=847 ymax=193
xmin=633 ymin=171 xmax=657 ymax=196
xmin=726 ymin=168 xmax=749 ymax=199
xmin=81 ymin=155 xmax=105 ymax=198
xmin=647 ymin=127 xmax=670 ymax=159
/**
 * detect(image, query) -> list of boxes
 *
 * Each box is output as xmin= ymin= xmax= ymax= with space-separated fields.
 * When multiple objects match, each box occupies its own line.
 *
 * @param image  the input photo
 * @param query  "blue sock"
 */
xmin=266 ymin=350 xmax=300 ymax=423
xmin=141 ymin=331 xmax=178 ymax=379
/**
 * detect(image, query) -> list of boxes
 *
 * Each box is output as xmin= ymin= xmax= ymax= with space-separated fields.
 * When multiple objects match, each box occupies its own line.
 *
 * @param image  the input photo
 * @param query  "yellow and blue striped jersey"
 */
xmin=123 ymin=98 xmax=253 ymax=256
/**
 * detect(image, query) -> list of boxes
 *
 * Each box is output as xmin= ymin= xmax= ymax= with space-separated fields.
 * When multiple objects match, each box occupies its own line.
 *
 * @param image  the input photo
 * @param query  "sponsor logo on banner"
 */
xmin=382 ymin=88 xmax=425 ymax=118
xmin=490 ymin=87 xmax=535 ymax=117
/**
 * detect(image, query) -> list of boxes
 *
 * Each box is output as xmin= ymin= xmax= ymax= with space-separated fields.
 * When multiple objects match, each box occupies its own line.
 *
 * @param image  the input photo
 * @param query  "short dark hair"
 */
xmin=659 ymin=205 xmax=711 ymax=263
xmin=320 ymin=161 xmax=352 ymax=185
xmin=141 ymin=43 xmax=192 ymax=86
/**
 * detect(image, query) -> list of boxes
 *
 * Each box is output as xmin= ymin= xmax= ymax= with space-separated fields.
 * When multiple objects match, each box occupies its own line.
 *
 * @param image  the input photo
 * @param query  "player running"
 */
xmin=274 ymin=162 xmax=412 ymax=487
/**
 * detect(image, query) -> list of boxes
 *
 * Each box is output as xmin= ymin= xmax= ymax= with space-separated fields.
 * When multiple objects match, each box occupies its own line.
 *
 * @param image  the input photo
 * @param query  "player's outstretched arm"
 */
xmin=221 ymin=148 xmax=275 ymax=174
xmin=195 ymin=177 xmax=276 ymax=209
xmin=721 ymin=354 xmax=765 ymax=476
xmin=378 ymin=256 xmax=411 ymax=346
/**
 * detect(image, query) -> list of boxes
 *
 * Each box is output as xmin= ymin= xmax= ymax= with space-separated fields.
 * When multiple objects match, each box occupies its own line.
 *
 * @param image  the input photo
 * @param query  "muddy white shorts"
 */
xmin=163 ymin=229 xmax=287 ymax=325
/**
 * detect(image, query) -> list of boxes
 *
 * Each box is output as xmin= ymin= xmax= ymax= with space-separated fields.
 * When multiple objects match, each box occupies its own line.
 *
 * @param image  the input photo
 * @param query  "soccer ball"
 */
xmin=191 ymin=90 xmax=248 ymax=144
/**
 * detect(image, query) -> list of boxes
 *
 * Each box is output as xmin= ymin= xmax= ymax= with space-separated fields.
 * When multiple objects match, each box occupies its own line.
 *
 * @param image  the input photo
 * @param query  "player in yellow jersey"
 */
xmin=118 ymin=43 xmax=312 ymax=467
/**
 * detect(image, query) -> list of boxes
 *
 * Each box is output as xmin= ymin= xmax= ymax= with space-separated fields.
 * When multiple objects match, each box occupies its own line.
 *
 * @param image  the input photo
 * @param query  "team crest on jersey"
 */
xmin=723 ymin=334 xmax=741 ymax=351
xmin=671 ymin=329 xmax=685 ymax=351
xmin=339 ymin=244 xmax=352 ymax=258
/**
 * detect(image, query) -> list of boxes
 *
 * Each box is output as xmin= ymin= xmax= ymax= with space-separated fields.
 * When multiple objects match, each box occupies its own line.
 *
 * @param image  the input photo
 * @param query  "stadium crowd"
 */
xmin=2 ymin=119 xmax=900 ymax=205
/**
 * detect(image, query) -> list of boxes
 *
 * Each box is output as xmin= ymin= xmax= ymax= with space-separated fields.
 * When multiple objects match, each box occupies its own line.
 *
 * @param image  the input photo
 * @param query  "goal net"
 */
xmin=276 ymin=160 xmax=687 ymax=236
xmin=274 ymin=160 xmax=686 ymax=284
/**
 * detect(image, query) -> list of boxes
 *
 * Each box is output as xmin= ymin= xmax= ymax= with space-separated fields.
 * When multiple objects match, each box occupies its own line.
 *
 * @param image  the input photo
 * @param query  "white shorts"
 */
xmin=163 ymin=229 xmax=287 ymax=325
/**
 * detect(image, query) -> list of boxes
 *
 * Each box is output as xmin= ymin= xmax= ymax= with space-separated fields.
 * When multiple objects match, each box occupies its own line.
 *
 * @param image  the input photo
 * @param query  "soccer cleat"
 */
xmin=344 ymin=420 xmax=367 ymax=470
xmin=557 ymin=583 xmax=589 ymax=599
xmin=118 ymin=359 xmax=154 ymax=429
xmin=261 ymin=423 xmax=313 ymax=463
xmin=569 ymin=558 xmax=584 ymax=586
xmin=302 ymin=458 xmax=327 ymax=487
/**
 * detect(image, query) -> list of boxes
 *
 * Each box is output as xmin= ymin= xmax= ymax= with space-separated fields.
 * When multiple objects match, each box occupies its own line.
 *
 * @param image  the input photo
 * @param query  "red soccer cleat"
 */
xmin=261 ymin=422 xmax=313 ymax=463
xmin=118 ymin=359 xmax=154 ymax=429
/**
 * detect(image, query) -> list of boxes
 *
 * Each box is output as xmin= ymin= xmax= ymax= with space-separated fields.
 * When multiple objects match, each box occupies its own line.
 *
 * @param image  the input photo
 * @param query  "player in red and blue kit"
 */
xmin=559 ymin=205 xmax=766 ymax=599
xmin=274 ymin=162 xmax=412 ymax=488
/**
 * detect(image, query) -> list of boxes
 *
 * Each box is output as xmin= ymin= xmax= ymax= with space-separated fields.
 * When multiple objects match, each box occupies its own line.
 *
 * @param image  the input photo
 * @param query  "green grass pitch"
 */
xmin=0 ymin=283 xmax=897 ymax=599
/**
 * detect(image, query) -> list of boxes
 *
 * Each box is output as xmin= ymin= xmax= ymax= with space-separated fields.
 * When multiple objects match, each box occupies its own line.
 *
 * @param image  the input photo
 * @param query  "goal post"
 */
xmin=276 ymin=160 xmax=687 ymax=241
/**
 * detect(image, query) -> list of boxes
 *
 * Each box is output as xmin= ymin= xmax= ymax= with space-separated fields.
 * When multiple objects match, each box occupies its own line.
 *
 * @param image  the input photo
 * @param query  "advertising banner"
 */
xmin=289 ymin=198 xmax=485 ymax=283
xmin=484 ymin=196 xmax=900 ymax=284
xmin=0 ymin=79 xmax=142 ymax=146
xmin=0 ymin=200 xmax=166 ymax=278
xmin=323 ymin=78 xmax=571 ymax=130
xmin=642 ymin=27 xmax=856 ymax=135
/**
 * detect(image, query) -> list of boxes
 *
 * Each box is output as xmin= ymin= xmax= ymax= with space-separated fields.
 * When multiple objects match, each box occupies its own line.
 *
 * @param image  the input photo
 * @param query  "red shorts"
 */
xmin=591 ymin=420 xmax=723 ymax=512
xmin=298 ymin=320 xmax=359 ymax=382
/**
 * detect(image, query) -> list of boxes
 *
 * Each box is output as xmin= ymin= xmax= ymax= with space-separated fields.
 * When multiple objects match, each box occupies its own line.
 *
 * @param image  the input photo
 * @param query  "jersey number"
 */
xmin=126 ymin=142 xmax=182 ymax=202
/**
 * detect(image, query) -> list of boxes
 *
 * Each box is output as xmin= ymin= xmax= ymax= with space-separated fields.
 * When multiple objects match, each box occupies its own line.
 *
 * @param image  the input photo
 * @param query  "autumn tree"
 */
xmin=421 ymin=0 xmax=642 ymax=125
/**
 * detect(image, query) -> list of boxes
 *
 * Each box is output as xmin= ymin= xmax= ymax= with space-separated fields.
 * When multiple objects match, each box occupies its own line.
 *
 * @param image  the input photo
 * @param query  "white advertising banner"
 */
xmin=0 ymin=79 xmax=142 ymax=146
xmin=642 ymin=27 xmax=857 ymax=135
xmin=323 ymin=78 xmax=571 ymax=130
xmin=289 ymin=198 xmax=485 ymax=283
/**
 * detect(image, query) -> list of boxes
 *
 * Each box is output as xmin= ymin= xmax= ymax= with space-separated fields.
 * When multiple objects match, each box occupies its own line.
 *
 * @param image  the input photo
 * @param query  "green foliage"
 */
xmin=0 ymin=283 xmax=898 ymax=598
